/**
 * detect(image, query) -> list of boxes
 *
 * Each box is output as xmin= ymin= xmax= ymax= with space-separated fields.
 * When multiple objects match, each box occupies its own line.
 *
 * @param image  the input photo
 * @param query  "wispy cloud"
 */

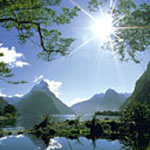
xmin=44 ymin=79 xmax=62 ymax=98
xmin=0 ymin=43 xmax=30 ymax=68
xmin=33 ymin=75 xmax=62 ymax=98
xmin=0 ymin=88 xmax=23 ymax=97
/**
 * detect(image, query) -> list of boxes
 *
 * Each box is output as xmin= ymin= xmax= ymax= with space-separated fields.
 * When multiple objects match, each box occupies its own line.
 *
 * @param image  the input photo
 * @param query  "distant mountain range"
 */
xmin=71 ymin=89 xmax=130 ymax=114
xmin=4 ymin=96 xmax=22 ymax=105
xmin=3 ymin=62 xmax=149 ymax=117
xmin=121 ymin=62 xmax=150 ymax=109
xmin=15 ymin=80 xmax=74 ymax=116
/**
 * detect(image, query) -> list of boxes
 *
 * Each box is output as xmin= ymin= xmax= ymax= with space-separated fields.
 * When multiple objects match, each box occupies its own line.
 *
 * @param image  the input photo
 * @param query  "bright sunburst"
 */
xmin=69 ymin=0 xmax=121 ymax=53
xmin=69 ymin=0 xmax=132 ymax=54
xmin=91 ymin=14 xmax=114 ymax=42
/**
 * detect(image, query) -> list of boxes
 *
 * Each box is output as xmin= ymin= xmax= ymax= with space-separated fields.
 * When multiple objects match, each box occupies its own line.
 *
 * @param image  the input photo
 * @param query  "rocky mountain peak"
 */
xmin=31 ymin=79 xmax=50 ymax=93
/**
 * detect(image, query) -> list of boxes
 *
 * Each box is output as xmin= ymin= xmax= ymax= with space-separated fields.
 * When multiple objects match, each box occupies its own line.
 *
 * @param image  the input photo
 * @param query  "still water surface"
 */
xmin=0 ymin=135 xmax=123 ymax=150
xmin=0 ymin=115 xmax=124 ymax=150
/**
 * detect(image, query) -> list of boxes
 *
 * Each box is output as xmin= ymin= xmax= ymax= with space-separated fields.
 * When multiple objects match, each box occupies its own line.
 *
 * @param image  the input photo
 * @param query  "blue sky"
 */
xmin=0 ymin=0 xmax=150 ymax=106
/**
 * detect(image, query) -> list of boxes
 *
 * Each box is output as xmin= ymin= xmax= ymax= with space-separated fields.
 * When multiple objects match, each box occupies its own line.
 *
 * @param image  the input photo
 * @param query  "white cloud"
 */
xmin=33 ymin=75 xmax=62 ymax=98
xmin=44 ymin=79 xmax=62 ymax=98
xmin=14 ymin=94 xmax=23 ymax=97
xmin=0 ymin=91 xmax=7 ymax=97
xmin=33 ymin=75 xmax=44 ymax=83
xmin=0 ymin=44 xmax=29 ymax=68
xmin=0 ymin=89 xmax=23 ymax=97
xmin=7 ymin=94 xmax=23 ymax=98
xmin=13 ymin=61 xmax=29 ymax=68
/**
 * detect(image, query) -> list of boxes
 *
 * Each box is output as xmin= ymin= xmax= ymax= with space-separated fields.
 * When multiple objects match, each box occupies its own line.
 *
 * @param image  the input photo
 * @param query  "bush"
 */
xmin=85 ymin=114 xmax=103 ymax=137
xmin=120 ymin=102 xmax=150 ymax=149
xmin=120 ymin=102 xmax=150 ymax=135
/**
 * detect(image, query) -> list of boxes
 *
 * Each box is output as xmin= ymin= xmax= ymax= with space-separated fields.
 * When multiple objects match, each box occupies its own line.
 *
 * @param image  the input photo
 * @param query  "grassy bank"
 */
xmin=30 ymin=116 xmax=123 ymax=144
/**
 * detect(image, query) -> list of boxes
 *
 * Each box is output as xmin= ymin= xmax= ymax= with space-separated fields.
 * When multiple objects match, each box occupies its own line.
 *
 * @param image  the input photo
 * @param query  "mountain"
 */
xmin=121 ymin=62 xmax=150 ymax=109
xmin=71 ymin=89 xmax=129 ymax=114
xmin=16 ymin=80 xmax=74 ymax=119
xmin=4 ymin=96 xmax=22 ymax=105
xmin=0 ymin=97 xmax=8 ymax=110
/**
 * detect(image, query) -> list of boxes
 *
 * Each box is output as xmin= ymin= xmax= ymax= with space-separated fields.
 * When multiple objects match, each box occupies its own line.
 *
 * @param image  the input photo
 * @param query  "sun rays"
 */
xmin=69 ymin=0 xmax=128 ymax=84
xmin=69 ymin=0 xmax=125 ymax=54
xmin=91 ymin=14 xmax=114 ymax=42
xmin=69 ymin=0 xmax=150 ymax=72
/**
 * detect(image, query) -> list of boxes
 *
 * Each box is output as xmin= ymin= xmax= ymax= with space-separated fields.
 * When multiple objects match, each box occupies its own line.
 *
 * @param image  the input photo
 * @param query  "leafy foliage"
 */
xmin=0 ymin=104 xmax=17 ymax=117
xmin=120 ymin=102 xmax=150 ymax=149
xmin=0 ymin=53 xmax=27 ymax=84
xmin=0 ymin=0 xmax=80 ymax=61
xmin=88 ymin=0 xmax=150 ymax=62
xmin=85 ymin=114 xmax=103 ymax=137
xmin=120 ymin=102 xmax=150 ymax=134
xmin=0 ymin=0 xmax=80 ymax=83
xmin=0 ymin=62 xmax=13 ymax=78
xmin=3 ymin=104 xmax=17 ymax=115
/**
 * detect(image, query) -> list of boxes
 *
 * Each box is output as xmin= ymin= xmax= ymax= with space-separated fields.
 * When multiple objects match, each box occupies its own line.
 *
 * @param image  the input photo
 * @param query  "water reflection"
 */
xmin=0 ymin=134 xmax=123 ymax=150
xmin=0 ymin=115 xmax=149 ymax=150
xmin=0 ymin=134 xmax=37 ymax=150
xmin=0 ymin=133 xmax=149 ymax=150
xmin=27 ymin=134 xmax=47 ymax=150
xmin=46 ymin=138 xmax=62 ymax=150
xmin=47 ymin=137 xmax=122 ymax=150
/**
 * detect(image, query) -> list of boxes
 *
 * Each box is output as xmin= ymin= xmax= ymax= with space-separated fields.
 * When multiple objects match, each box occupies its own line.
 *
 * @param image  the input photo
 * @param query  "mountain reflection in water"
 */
xmin=0 ymin=135 xmax=123 ymax=150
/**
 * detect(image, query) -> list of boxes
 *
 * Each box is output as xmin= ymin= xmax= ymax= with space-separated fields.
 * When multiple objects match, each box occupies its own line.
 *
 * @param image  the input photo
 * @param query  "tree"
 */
xmin=3 ymin=104 xmax=17 ymax=115
xmin=85 ymin=114 xmax=103 ymax=137
xmin=0 ymin=0 xmax=79 ymax=83
xmin=0 ymin=52 xmax=27 ymax=84
xmin=120 ymin=102 xmax=150 ymax=145
xmin=88 ymin=0 xmax=150 ymax=63
xmin=1 ymin=0 xmax=150 ymax=63
xmin=120 ymin=102 xmax=150 ymax=149
xmin=0 ymin=0 xmax=80 ymax=61
xmin=120 ymin=102 xmax=150 ymax=134
xmin=0 ymin=53 xmax=12 ymax=79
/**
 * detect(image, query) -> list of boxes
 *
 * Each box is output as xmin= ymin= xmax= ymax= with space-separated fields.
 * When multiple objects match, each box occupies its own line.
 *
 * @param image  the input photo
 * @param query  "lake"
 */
xmin=0 ymin=134 xmax=123 ymax=150
xmin=14 ymin=114 xmax=119 ymax=128
xmin=0 ymin=115 xmax=141 ymax=150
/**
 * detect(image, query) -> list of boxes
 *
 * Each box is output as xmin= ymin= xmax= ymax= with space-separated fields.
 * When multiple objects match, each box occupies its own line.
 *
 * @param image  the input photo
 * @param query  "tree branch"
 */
xmin=37 ymin=24 xmax=50 ymax=53
xmin=0 ymin=17 xmax=50 ymax=53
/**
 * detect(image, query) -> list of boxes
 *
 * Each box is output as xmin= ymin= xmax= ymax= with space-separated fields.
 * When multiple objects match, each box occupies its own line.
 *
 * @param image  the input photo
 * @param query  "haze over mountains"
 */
xmin=6 ymin=80 xmax=74 ymax=127
xmin=71 ymin=89 xmax=130 ymax=114
xmin=4 ymin=96 xmax=22 ymax=105
xmin=15 ymin=80 xmax=74 ymax=116
xmin=1 ymin=61 xmax=150 ymax=118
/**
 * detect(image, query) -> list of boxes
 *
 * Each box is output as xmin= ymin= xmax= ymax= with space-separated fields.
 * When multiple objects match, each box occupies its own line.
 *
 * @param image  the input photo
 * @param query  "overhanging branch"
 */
xmin=0 ymin=17 xmax=50 ymax=53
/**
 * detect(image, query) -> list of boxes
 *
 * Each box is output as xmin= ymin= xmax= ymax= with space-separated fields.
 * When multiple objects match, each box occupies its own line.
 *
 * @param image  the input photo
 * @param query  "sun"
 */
xmin=69 ymin=0 xmax=127 ymax=54
xmin=92 ymin=15 xmax=114 ymax=42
